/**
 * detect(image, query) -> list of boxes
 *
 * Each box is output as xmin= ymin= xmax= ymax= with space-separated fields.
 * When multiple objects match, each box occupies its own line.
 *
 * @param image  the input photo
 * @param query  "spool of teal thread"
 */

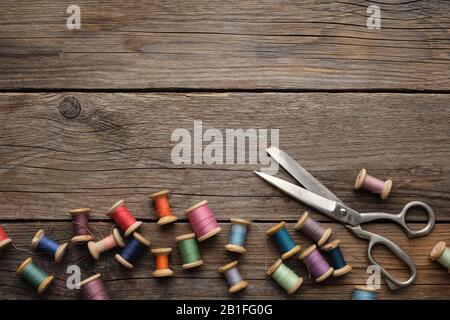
xmin=16 ymin=258 xmax=54 ymax=294
xmin=266 ymin=222 xmax=301 ymax=260
xmin=352 ymin=286 xmax=377 ymax=300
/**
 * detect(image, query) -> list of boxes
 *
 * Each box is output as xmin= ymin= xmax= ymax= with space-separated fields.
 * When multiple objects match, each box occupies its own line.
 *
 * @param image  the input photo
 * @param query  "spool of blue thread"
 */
xmin=31 ymin=229 xmax=68 ymax=263
xmin=266 ymin=222 xmax=301 ymax=260
xmin=322 ymin=239 xmax=352 ymax=277
xmin=352 ymin=286 xmax=377 ymax=300
xmin=225 ymin=218 xmax=251 ymax=254
xmin=115 ymin=232 xmax=151 ymax=269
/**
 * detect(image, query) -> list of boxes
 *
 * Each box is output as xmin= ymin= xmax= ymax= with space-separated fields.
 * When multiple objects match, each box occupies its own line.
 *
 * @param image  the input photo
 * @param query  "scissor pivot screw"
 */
xmin=339 ymin=208 xmax=347 ymax=215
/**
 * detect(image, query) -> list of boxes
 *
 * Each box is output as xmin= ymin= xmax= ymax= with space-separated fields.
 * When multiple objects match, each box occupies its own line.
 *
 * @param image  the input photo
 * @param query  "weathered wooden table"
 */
xmin=0 ymin=1 xmax=449 ymax=300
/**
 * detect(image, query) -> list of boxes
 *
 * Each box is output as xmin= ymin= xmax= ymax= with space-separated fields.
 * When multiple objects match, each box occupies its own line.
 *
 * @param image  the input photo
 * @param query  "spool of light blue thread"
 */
xmin=31 ymin=229 xmax=68 ymax=263
xmin=225 ymin=218 xmax=251 ymax=254
xmin=352 ymin=286 xmax=377 ymax=300
xmin=266 ymin=222 xmax=301 ymax=260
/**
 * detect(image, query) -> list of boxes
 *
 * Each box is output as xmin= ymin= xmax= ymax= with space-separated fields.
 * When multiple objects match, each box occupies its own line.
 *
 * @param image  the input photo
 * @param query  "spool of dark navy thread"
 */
xmin=115 ymin=232 xmax=151 ymax=269
xmin=266 ymin=222 xmax=301 ymax=260
xmin=322 ymin=239 xmax=352 ymax=277
xmin=31 ymin=229 xmax=68 ymax=263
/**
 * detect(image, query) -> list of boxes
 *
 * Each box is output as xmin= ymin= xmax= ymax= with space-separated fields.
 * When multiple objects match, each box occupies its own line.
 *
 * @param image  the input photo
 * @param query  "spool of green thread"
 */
xmin=176 ymin=233 xmax=204 ymax=269
xmin=430 ymin=241 xmax=450 ymax=273
xmin=267 ymin=259 xmax=303 ymax=294
xmin=16 ymin=258 xmax=54 ymax=294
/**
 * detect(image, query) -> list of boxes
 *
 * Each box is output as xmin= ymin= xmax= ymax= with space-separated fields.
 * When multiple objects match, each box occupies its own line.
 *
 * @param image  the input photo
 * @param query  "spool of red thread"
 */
xmin=185 ymin=200 xmax=222 ymax=242
xmin=106 ymin=200 xmax=143 ymax=237
xmin=150 ymin=190 xmax=178 ymax=226
xmin=354 ymin=169 xmax=392 ymax=200
xmin=0 ymin=225 xmax=12 ymax=250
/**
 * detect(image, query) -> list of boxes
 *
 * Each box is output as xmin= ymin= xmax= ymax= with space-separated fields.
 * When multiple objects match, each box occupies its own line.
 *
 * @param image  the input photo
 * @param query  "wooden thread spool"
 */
xmin=79 ymin=273 xmax=110 ymax=300
xmin=16 ymin=257 xmax=54 ymax=295
xmin=266 ymin=259 xmax=303 ymax=295
xmin=151 ymin=247 xmax=174 ymax=277
xmin=69 ymin=207 xmax=94 ymax=243
xmin=225 ymin=218 xmax=251 ymax=254
xmin=150 ymin=190 xmax=178 ymax=226
xmin=429 ymin=241 xmax=450 ymax=273
xmin=218 ymin=261 xmax=248 ymax=294
xmin=115 ymin=232 xmax=151 ymax=269
xmin=176 ymin=233 xmax=204 ymax=269
xmin=87 ymin=227 xmax=125 ymax=260
xmin=266 ymin=221 xmax=301 ymax=260
xmin=322 ymin=239 xmax=352 ymax=277
xmin=31 ymin=229 xmax=68 ymax=263
xmin=295 ymin=211 xmax=332 ymax=246
xmin=352 ymin=285 xmax=377 ymax=300
xmin=354 ymin=168 xmax=392 ymax=200
xmin=106 ymin=200 xmax=143 ymax=237
xmin=299 ymin=245 xmax=334 ymax=283
xmin=0 ymin=225 xmax=12 ymax=250
xmin=185 ymin=200 xmax=222 ymax=242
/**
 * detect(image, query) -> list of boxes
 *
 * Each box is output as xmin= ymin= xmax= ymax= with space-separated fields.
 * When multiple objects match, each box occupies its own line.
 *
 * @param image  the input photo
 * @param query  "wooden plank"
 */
xmin=0 ymin=93 xmax=448 ymax=221
xmin=0 ymin=221 xmax=448 ymax=299
xmin=0 ymin=1 xmax=449 ymax=90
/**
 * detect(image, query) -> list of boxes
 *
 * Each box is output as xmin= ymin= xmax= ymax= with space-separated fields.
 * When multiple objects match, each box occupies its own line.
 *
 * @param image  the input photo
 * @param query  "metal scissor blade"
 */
xmin=254 ymin=171 xmax=337 ymax=217
xmin=266 ymin=147 xmax=342 ymax=203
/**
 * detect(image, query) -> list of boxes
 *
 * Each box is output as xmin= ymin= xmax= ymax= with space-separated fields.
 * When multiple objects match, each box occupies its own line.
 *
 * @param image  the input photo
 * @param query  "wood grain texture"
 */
xmin=0 ymin=93 xmax=448 ymax=222
xmin=0 ymin=221 xmax=449 ymax=300
xmin=0 ymin=1 xmax=449 ymax=90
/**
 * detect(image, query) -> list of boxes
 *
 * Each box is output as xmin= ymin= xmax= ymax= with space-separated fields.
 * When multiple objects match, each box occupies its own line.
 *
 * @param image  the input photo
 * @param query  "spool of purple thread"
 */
xmin=295 ymin=211 xmax=332 ymax=246
xmin=69 ymin=208 xmax=94 ymax=243
xmin=79 ymin=274 xmax=110 ymax=300
xmin=354 ymin=168 xmax=392 ymax=200
xmin=299 ymin=245 xmax=334 ymax=283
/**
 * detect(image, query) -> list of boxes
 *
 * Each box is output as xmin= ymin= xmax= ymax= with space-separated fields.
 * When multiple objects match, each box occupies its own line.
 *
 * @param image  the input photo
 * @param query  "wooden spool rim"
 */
xmin=16 ymin=257 xmax=33 ymax=275
xmin=430 ymin=241 xmax=446 ymax=261
xmin=354 ymin=168 xmax=367 ymax=190
xmin=315 ymin=267 xmax=334 ymax=283
xmin=71 ymin=234 xmax=94 ymax=243
xmin=225 ymin=244 xmax=246 ymax=254
xmin=157 ymin=215 xmax=178 ymax=226
xmin=133 ymin=232 xmax=151 ymax=246
xmin=31 ymin=229 xmax=45 ymax=248
xmin=69 ymin=208 xmax=91 ymax=216
xmin=355 ymin=285 xmax=377 ymax=292
xmin=218 ymin=261 xmax=238 ymax=273
xmin=87 ymin=241 xmax=100 ymax=260
xmin=298 ymin=244 xmax=317 ymax=260
xmin=185 ymin=200 xmax=208 ymax=215
xmin=115 ymin=253 xmax=134 ymax=269
xmin=151 ymin=247 xmax=172 ymax=255
xmin=381 ymin=179 xmax=393 ymax=200
xmin=182 ymin=260 xmax=204 ymax=269
xmin=333 ymin=264 xmax=353 ymax=277
xmin=153 ymin=268 xmax=174 ymax=277
xmin=294 ymin=211 xmax=309 ymax=230
xmin=37 ymin=275 xmax=54 ymax=294
xmin=317 ymin=228 xmax=333 ymax=246
xmin=230 ymin=218 xmax=251 ymax=225
xmin=106 ymin=199 xmax=124 ymax=216
xmin=266 ymin=221 xmax=286 ymax=236
xmin=79 ymin=273 xmax=101 ymax=287
xmin=266 ymin=259 xmax=283 ymax=276
xmin=322 ymin=239 xmax=341 ymax=251
xmin=229 ymin=280 xmax=248 ymax=294
xmin=176 ymin=233 xmax=196 ymax=242
xmin=281 ymin=244 xmax=301 ymax=260
xmin=149 ymin=189 xmax=170 ymax=199
xmin=287 ymin=277 xmax=303 ymax=295
xmin=197 ymin=226 xmax=222 ymax=242
xmin=112 ymin=228 xmax=126 ymax=247
xmin=0 ymin=238 xmax=12 ymax=250
xmin=55 ymin=243 xmax=68 ymax=263
xmin=124 ymin=221 xmax=143 ymax=237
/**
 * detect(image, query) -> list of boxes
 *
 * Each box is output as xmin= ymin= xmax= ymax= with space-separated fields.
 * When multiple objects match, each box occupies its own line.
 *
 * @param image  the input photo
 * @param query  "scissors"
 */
xmin=255 ymin=147 xmax=435 ymax=290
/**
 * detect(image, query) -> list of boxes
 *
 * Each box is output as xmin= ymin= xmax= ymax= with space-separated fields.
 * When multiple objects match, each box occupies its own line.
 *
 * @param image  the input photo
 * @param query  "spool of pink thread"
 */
xmin=185 ymin=200 xmax=222 ymax=242
xmin=354 ymin=168 xmax=392 ymax=200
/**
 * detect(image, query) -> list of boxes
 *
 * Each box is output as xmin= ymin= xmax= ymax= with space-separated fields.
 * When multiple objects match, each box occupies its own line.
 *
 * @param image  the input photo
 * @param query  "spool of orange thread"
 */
xmin=0 ymin=225 xmax=12 ymax=250
xmin=106 ymin=200 xmax=143 ymax=237
xmin=151 ymin=247 xmax=174 ymax=277
xmin=354 ymin=169 xmax=392 ymax=200
xmin=150 ymin=190 xmax=178 ymax=226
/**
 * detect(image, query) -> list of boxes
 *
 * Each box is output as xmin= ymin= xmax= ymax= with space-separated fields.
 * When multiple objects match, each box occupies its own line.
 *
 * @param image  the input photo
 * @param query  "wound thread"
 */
xmin=185 ymin=200 xmax=222 ymax=242
xmin=69 ymin=208 xmax=94 ymax=243
xmin=266 ymin=222 xmax=300 ymax=260
xmin=299 ymin=245 xmax=334 ymax=283
xmin=0 ymin=225 xmax=12 ymax=250
xmin=87 ymin=228 xmax=124 ymax=260
xmin=295 ymin=211 xmax=332 ymax=246
xmin=176 ymin=233 xmax=203 ymax=269
xmin=107 ymin=200 xmax=143 ymax=236
xmin=151 ymin=248 xmax=174 ymax=277
xmin=267 ymin=259 xmax=303 ymax=294
xmin=352 ymin=286 xmax=377 ymax=300
xmin=225 ymin=218 xmax=251 ymax=254
xmin=322 ymin=239 xmax=352 ymax=277
xmin=31 ymin=229 xmax=68 ymax=263
xmin=218 ymin=261 xmax=248 ymax=294
xmin=354 ymin=168 xmax=392 ymax=200
xmin=80 ymin=274 xmax=110 ymax=300
xmin=150 ymin=190 xmax=178 ymax=226
xmin=16 ymin=258 xmax=54 ymax=294
xmin=115 ymin=232 xmax=151 ymax=269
